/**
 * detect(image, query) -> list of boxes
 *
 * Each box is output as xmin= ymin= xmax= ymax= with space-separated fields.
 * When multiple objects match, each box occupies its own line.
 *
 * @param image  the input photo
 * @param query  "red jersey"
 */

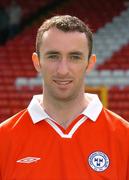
xmin=0 ymin=94 xmax=129 ymax=180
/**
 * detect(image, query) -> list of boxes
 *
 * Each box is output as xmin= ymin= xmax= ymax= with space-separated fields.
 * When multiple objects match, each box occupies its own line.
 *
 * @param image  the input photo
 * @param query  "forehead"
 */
xmin=40 ymin=28 xmax=88 ymax=53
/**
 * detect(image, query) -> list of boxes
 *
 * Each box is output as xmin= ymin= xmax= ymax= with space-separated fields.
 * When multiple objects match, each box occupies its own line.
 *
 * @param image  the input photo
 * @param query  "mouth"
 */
xmin=53 ymin=80 xmax=72 ymax=86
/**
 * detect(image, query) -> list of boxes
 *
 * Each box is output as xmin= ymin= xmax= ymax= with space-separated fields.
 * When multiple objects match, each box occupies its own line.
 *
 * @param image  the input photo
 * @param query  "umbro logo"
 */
xmin=16 ymin=157 xmax=41 ymax=164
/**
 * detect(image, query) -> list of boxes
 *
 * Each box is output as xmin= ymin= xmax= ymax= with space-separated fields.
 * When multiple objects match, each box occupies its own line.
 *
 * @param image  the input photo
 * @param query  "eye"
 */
xmin=70 ymin=55 xmax=82 ymax=61
xmin=47 ymin=54 xmax=60 ymax=61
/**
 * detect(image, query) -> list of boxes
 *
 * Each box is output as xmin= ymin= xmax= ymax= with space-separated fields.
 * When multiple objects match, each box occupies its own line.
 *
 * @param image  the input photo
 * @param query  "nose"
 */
xmin=57 ymin=59 xmax=69 ymax=76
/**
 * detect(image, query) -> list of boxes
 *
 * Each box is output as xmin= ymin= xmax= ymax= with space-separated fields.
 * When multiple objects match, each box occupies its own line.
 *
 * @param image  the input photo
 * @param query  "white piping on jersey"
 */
xmin=46 ymin=116 xmax=87 ymax=138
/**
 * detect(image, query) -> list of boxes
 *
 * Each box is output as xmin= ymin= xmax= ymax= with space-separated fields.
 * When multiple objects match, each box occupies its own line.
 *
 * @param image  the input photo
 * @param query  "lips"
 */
xmin=53 ymin=80 xmax=72 ymax=85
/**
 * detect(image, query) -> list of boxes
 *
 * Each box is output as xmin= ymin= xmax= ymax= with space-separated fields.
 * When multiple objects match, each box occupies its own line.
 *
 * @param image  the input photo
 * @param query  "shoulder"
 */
xmin=100 ymin=108 xmax=129 ymax=136
xmin=103 ymin=108 xmax=129 ymax=127
xmin=0 ymin=109 xmax=30 ymax=134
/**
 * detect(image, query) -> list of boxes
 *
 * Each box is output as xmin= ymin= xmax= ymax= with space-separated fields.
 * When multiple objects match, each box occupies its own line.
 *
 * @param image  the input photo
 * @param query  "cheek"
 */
xmin=76 ymin=65 xmax=87 ymax=75
xmin=40 ymin=64 xmax=55 ymax=79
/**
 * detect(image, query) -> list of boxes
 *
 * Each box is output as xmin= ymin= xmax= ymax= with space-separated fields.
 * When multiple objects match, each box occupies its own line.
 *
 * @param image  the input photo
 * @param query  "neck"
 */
xmin=42 ymin=91 xmax=90 ymax=129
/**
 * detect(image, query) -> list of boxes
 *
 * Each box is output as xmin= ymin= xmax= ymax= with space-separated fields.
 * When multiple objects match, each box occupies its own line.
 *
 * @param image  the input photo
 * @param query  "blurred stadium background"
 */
xmin=0 ymin=0 xmax=129 ymax=123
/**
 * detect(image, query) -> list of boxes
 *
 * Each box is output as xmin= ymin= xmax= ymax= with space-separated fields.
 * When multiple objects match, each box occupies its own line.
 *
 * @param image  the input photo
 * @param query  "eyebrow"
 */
xmin=69 ymin=51 xmax=84 ymax=56
xmin=45 ymin=51 xmax=84 ymax=56
xmin=44 ymin=51 xmax=60 ymax=56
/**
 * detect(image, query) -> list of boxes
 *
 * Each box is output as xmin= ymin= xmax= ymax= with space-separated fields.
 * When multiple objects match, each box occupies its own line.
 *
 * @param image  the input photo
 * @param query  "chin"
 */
xmin=53 ymin=92 xmax=76 ymax=102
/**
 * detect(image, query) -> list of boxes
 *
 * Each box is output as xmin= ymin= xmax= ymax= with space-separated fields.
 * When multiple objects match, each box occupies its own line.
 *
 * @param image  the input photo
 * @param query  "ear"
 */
xmin=86 ymin=54 xmax=96 ymax=74
xmin=32 ymin=52 xmax=41 ymax=72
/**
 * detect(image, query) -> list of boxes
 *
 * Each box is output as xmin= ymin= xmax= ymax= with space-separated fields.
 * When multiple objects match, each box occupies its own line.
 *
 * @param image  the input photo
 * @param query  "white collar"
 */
xmin=27 ymin=93 xmax=103 ymax=124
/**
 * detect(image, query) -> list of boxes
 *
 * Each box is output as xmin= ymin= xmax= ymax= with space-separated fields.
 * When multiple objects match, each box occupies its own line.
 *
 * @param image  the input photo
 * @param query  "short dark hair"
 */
xmin=36 ymin=15 xmax=93 ymax=59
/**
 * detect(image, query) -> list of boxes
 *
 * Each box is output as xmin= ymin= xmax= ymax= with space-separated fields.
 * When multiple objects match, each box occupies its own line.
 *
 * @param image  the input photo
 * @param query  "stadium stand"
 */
xmin=0 ymin=0 xmax=129 ymax=122
xmin=0 ymin=0 xmax=58 ymax=20
xmin=97 ymin=43 xmax=129 ymax=70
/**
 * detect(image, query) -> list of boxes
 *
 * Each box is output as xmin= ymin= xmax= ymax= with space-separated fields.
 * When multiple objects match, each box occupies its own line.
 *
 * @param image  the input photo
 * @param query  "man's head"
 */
xmin=32 ymin=15 xmax=96 ymax=102
xmin=36 ymin=15 xmax=93 ymax=60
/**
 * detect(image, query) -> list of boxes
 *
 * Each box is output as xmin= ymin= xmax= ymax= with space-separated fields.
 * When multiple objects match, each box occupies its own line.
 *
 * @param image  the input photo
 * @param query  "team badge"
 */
xmin=88 ymin=151 xmax=109 ymax=172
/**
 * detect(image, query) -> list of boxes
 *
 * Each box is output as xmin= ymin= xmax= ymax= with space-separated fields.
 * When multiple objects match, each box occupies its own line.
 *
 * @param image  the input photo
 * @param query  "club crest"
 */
xmin=88 ymin=151 xmax=109 ymax=172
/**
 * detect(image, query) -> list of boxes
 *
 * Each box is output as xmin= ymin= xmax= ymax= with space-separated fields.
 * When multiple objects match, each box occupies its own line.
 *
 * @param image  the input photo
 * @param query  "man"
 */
xmin=0 ymin=6 xmax=9 ymax=45
xmin=0 ymin=15 xmax=129 ymax=179
xmin=6 ymin=0 xmax=22 ymax=38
